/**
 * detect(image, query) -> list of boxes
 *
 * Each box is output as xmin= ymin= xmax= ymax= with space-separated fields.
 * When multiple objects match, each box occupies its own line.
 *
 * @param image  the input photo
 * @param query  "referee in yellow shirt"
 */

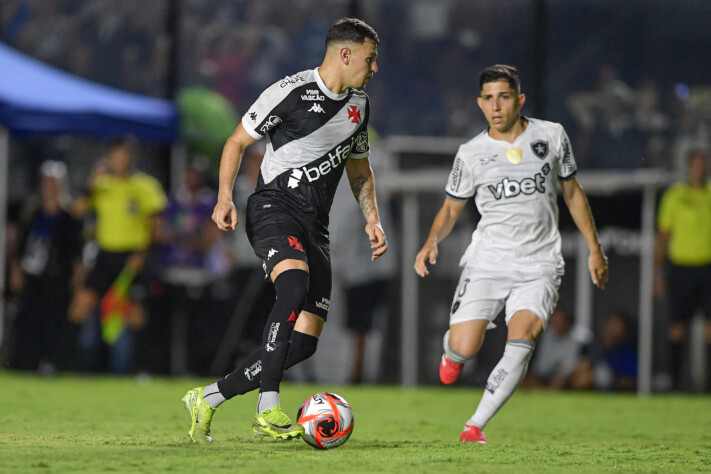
xmin=654 ymin=150 xmax=711 ymax=391
xmin=69 ymin=140 xmax=167 ymax=335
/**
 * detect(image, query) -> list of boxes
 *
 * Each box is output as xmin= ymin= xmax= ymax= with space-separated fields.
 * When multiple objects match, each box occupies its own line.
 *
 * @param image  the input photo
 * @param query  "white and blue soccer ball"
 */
xmin=296 ymin=392 xmax=354 ymax=449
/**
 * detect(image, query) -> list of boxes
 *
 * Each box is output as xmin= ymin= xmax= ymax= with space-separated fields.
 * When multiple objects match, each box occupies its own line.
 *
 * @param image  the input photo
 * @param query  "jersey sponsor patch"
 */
xmin=260 ymin=115 xmax=282 ymax=133
xmin=353 ymin=131 xmax=368 ymax=153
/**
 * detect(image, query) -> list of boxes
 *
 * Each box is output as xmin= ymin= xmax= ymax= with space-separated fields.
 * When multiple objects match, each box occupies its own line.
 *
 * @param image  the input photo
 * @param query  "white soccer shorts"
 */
xmin=448 ymin=266 xmax=561 ymax=329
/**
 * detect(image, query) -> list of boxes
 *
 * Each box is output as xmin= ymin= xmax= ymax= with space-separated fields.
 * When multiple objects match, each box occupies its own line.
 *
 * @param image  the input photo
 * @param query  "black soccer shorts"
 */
xmin=245 ymin=191 xmax=332 ymax=320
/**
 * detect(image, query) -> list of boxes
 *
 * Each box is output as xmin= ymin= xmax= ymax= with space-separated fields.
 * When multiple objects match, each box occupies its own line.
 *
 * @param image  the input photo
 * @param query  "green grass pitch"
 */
xmin=1 ymin=371 xmax=709 ymax=473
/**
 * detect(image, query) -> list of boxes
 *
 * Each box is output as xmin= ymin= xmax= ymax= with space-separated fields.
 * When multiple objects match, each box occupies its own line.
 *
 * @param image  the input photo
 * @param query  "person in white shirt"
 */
xmin=414 ymin=64 xmax=608 ymax=444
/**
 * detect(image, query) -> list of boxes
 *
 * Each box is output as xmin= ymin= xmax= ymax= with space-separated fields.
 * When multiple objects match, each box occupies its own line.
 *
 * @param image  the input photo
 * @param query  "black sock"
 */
xmin=217 ymin=331 xmax=319 ymax=400
xmin=259 ymin=269 xmax=309 ymax=393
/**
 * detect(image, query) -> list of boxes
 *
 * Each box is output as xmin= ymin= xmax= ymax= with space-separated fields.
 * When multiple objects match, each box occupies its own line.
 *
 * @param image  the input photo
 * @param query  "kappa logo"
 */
xmin=249 ymin=111 xmax=257 ymax=122
xmin=308 ymin=103 xmax=325 ymax=113
xmin=288 ymin=235 xmax=304 ymax=251
xmin=267 ymin=248 xmax=278 ymax=260
xmin=347 ymin=105 xmax=361 ymax=124
xmin=260 ymin=115 xmax=282 ymax=133
xmin=531 ymin=140 xmax=549 ymax=159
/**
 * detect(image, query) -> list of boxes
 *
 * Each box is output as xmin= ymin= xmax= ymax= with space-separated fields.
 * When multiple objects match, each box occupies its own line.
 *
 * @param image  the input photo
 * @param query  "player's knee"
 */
xmin=444 ymin=330 xmax=475 ymax=362
xmin=273 ymin=269 xmax=309 ymax=312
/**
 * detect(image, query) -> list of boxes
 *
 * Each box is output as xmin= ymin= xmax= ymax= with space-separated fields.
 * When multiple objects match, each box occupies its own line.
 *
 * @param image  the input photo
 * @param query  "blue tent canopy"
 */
xmin=0 ymin=42 xmax=178 ymax=143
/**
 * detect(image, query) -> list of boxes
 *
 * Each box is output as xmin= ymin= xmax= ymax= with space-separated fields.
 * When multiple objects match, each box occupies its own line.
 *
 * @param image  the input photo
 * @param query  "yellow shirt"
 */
xmin=657 ymin=182 xmax=711 ymax=266
xmin=90 ymin=173 xmax=167 ymax=252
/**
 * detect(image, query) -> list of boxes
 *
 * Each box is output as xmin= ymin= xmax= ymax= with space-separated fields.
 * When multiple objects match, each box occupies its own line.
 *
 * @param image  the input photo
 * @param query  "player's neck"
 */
xmin=317 ymin=63 xmax=348 ymax=95
xmin=488 ymin=117 xmax=527 ymax=143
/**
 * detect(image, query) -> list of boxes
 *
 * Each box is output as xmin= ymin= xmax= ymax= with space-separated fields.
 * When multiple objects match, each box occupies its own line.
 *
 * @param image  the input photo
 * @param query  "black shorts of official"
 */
xmin=667 ymin=263 xmax=711 ymax=323
xmin=344 ymin=280 xmax=389 ymax=333
xmin=85 ymin=250 xmax=133 ymax=296
xmin=245 ymin=192 xmax=332 ymax=320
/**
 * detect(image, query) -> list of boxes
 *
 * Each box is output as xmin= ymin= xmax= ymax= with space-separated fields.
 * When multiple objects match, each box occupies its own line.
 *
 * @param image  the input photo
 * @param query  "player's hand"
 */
xmin=414 ymin=241 xmax=438 ymax=278
xmin=588 ymin=249 xmax=608 ymax=289
xmin=212 ymin=200 xmax=238 ymax=231
xmin=366 ymin=222 xmax=388 ymax=261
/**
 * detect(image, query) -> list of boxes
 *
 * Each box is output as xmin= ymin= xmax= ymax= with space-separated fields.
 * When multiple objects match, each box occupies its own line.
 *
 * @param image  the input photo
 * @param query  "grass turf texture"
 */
xmin=1 ymin=371 xmax=709 ymax=473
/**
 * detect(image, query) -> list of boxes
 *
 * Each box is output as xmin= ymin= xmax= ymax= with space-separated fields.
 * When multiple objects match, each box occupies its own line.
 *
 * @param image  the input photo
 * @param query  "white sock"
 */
xmin=469 ymin=339 xmax=534 ymax=429
xmin=443 ymin=330 xmax=470 ymax=364
xmin=202 ymin=383 xmax=226 ymax=409
xmin=257 ymin=391 xmax=280 ymax=413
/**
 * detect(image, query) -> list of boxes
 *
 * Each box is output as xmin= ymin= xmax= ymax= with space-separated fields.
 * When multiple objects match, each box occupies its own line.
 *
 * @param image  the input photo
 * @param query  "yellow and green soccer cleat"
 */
xmin=252 ymin=406 xmax=305 ymax=440
xmin=182 ymin=387 xmax=215 ymax=443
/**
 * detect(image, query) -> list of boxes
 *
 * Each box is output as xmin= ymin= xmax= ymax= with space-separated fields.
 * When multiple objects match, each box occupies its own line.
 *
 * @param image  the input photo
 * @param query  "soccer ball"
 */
xmin=296 ymin=392 xmax=354 ymax=449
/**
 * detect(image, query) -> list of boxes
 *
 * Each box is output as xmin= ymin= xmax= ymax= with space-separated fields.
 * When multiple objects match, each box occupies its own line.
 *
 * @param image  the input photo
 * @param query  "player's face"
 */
xmin=477 ymin=80 xmax=525 ymax=135
xmin=346 ymin=39 xmax=378 ymax=89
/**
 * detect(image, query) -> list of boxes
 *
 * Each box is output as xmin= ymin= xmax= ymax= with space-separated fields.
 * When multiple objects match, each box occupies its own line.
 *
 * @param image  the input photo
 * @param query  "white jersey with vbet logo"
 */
xmin=445 ymin=117 xmax=577 ymax=275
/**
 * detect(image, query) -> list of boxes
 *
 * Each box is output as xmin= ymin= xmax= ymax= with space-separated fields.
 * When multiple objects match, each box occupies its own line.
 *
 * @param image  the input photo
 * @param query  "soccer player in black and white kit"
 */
xmin=414 ymin=65 xmax=608 ymax=444
xmin=183 ymin=18 xmax=387 ymax=442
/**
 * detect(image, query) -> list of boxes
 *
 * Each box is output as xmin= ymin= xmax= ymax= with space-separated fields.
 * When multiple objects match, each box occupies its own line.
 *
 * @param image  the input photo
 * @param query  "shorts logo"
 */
xmin=531 ymin=140 xmax=549 ymax=159
xmin=347 ymin=105 xmax=361 ymax=124
xmin=288 ymin=235 xmax=304 ymax=251
xmin=315 ymin=297 xmax=330 ymax=311
xmin=287 ymin=311 xmax=299 ymax=327
xmin=267 ymin=248 xmax=278 ymax=260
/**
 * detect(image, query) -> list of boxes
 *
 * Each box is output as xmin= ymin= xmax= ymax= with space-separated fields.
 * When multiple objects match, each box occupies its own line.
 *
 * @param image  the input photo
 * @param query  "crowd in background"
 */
xmin=2 ymin=0 xmax=711 ymax=391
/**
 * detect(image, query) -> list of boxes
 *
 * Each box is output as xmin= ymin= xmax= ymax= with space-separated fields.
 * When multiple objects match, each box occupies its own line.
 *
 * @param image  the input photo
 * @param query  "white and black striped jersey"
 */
xmin=445 ymin=118 xmax=577 ymax=274
xmin=241 ymin=68 xmax=370 ymax=219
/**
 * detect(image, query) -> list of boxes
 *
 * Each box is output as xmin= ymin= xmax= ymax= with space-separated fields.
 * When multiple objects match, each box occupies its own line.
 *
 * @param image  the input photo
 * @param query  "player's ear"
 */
xmin=340 ymin=46 xmax=351 ymax=65
xmin=476 ymin=96 xmax=484 ymax=111
xmin=517 ymin=93 xmax=526 ymax=109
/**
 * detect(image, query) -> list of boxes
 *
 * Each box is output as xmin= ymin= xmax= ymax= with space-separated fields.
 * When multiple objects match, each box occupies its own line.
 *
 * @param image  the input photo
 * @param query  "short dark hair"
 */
xmin=325 ymin=18 xmax=379 ymax=47
xmin=479 ymin=64 xmax=521 ymax=94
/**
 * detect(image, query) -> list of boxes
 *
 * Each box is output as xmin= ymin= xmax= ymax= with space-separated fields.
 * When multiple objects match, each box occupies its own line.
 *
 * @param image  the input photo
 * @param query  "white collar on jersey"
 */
xmin=314 ymin=67 xmax=350 ymax=101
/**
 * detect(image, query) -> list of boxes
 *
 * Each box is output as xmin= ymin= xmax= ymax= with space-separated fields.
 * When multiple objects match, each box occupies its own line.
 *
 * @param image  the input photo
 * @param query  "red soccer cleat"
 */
xmin=460 ymin=424 xmax=487 ymax=444
xmin=439 ymin=355 xmax=464 ymax=385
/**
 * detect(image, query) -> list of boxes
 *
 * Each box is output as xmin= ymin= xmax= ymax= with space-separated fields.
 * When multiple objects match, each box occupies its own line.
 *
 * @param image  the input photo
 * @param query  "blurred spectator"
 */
xmin=523 ymin=305 xmax=583 ymax=390
xmin=331 ymin=133 xmax=397 ymax=384
xmin=8 ymin=161 xmax=83 ymax=374
xmin=69 ymin=140 xmax=167 ymax=373
xmin=571 ymin=311 xmax=638 ymax=392
xmin=567 ymin=64 xmax=638 ymax=168
xmin=147 ymin=156 xmax=232 ymax=375
xmin=654 ymin=150 xmax=711 ymax=391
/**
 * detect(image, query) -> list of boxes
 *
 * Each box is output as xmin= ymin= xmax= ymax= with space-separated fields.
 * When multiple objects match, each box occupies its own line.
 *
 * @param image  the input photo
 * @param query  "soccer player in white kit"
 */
xmin=414 ymin=64 xmax=608 ymax=444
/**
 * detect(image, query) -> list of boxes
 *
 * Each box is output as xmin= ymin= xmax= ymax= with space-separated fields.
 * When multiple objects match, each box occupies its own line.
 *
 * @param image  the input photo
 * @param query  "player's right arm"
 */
xmin=213 ymin=123 xmax=257 ymax=231
xmin=414 ymin=197 xmax=467 ymax=277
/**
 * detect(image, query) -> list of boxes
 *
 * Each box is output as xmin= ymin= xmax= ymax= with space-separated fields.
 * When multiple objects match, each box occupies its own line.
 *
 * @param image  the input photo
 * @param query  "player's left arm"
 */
xmin=560 ymin=177 xmax=609 ymax=288
xmin=346 ymin=156 xmax=388 ymax=261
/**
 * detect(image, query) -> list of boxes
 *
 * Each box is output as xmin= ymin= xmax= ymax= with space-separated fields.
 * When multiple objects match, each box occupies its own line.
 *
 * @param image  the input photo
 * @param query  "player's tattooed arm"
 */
xmin=346 ymin=159 xmax=378 ymax=222
xmin=346 ymin=157 xmax=388 ymax=260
